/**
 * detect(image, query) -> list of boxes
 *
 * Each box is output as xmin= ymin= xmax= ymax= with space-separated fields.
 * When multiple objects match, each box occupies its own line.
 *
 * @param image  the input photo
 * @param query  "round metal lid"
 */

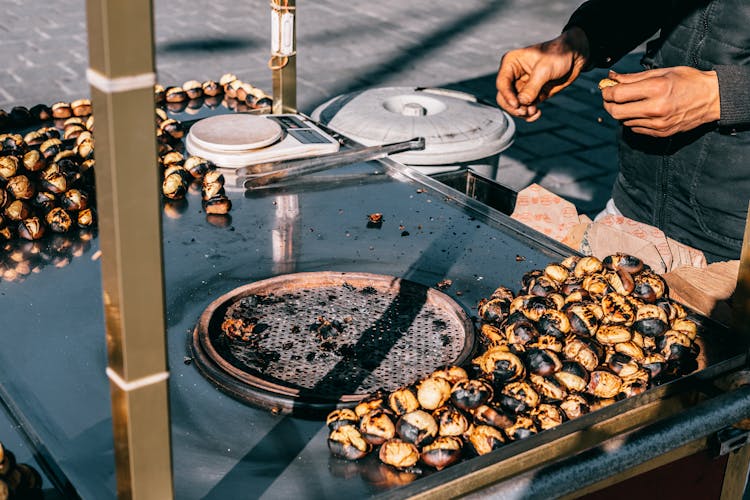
xmin=311 ymin=87 xmax=515 ymax=165
xmin=187 ymin=114 xmax=283 ymax=152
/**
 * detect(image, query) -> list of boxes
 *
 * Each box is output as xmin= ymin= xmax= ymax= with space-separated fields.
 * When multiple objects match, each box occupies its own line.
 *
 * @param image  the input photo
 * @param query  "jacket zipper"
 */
xmin=657 ymin=138 xmax=673 ymax=229
xmin=690 ymin=2 xmax=715 ymax=67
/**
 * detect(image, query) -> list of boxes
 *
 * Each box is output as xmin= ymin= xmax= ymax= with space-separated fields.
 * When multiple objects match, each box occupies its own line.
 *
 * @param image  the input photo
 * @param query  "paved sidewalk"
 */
xmin=0 ymin=0 xmax=641 ymax=216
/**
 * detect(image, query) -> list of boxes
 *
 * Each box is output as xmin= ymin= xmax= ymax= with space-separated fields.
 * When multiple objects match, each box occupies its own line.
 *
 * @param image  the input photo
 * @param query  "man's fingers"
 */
xmin=496 ymin=61 xmax=522 ymax=109
xmin=608 ymin=68 xmax=669 ymax=84
xmin=603 ymin=100 xmax=662 ymax=121
xmin=517 ymin=64 xmax=552 ymax=105
xmin=525 ymin=108 xmax=542 ymax=122
xmin=601 ymin=81 xmax=651 ymax=104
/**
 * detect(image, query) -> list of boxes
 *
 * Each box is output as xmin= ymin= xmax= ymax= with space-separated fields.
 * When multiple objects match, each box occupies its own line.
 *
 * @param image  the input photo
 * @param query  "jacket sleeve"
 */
xmin=564 ymin=0 xmax=672 ymax=68
xmin=715 ymin=65 xmax=750 ymax=127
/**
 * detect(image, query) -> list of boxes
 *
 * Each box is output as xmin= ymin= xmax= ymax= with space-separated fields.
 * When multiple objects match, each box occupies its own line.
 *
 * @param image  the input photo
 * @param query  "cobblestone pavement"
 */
xmin=0 ymin=0 xmax=646 ymax=215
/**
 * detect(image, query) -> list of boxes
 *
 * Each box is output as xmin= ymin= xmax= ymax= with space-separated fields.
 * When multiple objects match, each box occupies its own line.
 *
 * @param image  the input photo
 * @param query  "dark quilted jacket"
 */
xmin=566 ymin=0 xmax=750 ymax=261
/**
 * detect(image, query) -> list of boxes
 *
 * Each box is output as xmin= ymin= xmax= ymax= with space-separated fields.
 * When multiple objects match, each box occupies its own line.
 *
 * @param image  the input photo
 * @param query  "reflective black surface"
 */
xmin=0 ymin=115 xmax=745 ymax=499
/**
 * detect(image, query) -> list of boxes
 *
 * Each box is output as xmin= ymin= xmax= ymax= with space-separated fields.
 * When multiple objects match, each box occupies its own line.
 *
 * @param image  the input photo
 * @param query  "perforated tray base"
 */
xmin=191 ymin=271 xmax=475 ymax=417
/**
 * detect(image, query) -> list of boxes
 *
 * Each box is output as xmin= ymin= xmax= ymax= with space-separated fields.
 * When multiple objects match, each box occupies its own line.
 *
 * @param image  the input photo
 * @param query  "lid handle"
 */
xmin=401 ymin=102 xmax=427 ymax=117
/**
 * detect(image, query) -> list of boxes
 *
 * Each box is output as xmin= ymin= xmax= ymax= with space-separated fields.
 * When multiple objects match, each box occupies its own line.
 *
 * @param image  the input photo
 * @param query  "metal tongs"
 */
xmin=241 ymin=137 xmax=426 ymax=190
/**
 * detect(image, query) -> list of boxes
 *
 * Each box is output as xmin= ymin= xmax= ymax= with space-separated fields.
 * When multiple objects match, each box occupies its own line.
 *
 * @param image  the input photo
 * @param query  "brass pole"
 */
xmin=85 ymin=1 xmax=174 ymax=498
xmin=271 ymin=0 xmax=297 ymax=113
xmin=734 ymin=202 xmax=750 ymax=352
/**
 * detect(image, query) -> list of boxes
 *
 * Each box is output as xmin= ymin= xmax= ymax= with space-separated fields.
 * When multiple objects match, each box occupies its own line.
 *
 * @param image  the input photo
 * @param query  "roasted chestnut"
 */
xmin=614 ymin=340 xmax=644 ymax=361
xmin=582 ymin=273 xmax=610 ymax=298
xmin=671 ymin=318 xmax=698 ymax=341
xmin=51 ymin=102 xmax=72 ymax=119
xmin=4 ymin=200 xmax=31 ymax=221
xmin=71 ymin=98 xmax=92 ymax=117
xmin=473 ymin=346 xmax=525 ymax=383
xmin=529 ymin=373 xmax=567 ymax=401
xmin=538 ymin=309 xmax=571 ymax=337
xmin=619 ymin=378 xmax=648 ymax=398
xmin=467 ymin=425 xmax=505 ymax=455
xmin=6 ymin=175 xmax=35 ymax=200
xmin=433 ymin=405 xmax=469 ymax=437
xmin=596 ymin=324 xmax=632 ymax=345
xmin=165 ymin=86 xmax=188 ymax=103
xmin=379 ymin=439 xmax=420 ymax=469
xmin=527 ymin=275 xmax=558 ymax=297
xmin=480 ymin=323 xmax=505 ymax=344
xmin=656 ymin=298 xmax=687 ymax=321
xmin=471 ymin=403 xmax=514 ymax=429
xmin=154 ymin=84 xmax=166 ymax=103
xmin=0 ymin=156 xmax=19 ymax=181
xmin=450 ymin=379 xmax=493 ymax=411
xmin=544 ymin=263 xmax=569 ymax=284
xmin=0 ymin=190 xmax=6 ymax=211
xmin=510 ymin=295 xmax=553 ymax=322
xmin=607 ymin=352 xmax=639 ymax=378
xmin=530 ymin=334 xmax=564 ymax=352
xmin=40 ymin=138 xmax=62 ymax=159
xmin=22 ymin=150 xmax=46 ymax=173
xmin=504 ymin=415 xmax=538 ymax=441
xmin=658 ymin=330 xmax=694 ymax=361
xmin=219 ymin=73 xmax=238 ymax=87
xmin=601 ymin=293 xmax=636 ymax=326
xmin=61 ymin=189 xmax=88 ymax=212
xmin=477 ymin=297 xmax=509 ymax=324
xmin=29 ymin=104 xmax=52 ymax=121
xmin=359 ymin=408 xmax=395 ymax=445
xmin=603 ymin=253 xmax=644 ymax=274
xmin=563 ymin=336 xmax=602 ymax=372
xmin=204 ymin=194 xmax=232 ymax=215
xmin=354 ymin=392 xmax=387 ymax=418
xmin=328 ymin=425 xmax=372 ymax=461
xmin=18 ymin=217 xmax=45 ymax=240
xmin=45 ymin=207 xmax=73 ymax=233
xmin=182 ymin=80 xmax=203 ymax=100
xmin=587 ymin=370 xmax=623 ymax=399
xmin=77 ymin=208 xmax=96 ymax=228
xmin=421 ymin=436 xmax=463 ymax=470
xmin=491 ymin=286 xmax=515 ymax=301
xmin=388 ymin=387 xmax=420 ymax=416
xmin=326 ymin=408 xmax=359 ymax=431
xmin=632 ymin=270 xmax=667 ymax=303
xmin=574 ymin=256 xmax=603 ymax=278
xmin=202 ymin=80 xmax=223 ymax=97
xmin=162 ymin=173 xmax=188 ymax=200
xmin=554 ymin=361 xmax=590 ymax=393
xmin=606 ymin=268 xmax=635 ymax=295
xmin=185 ymin=156 xmax=212 ymax=179
xmin=559 ymin=393 xmax=590 ymax=420
xmin=498 ymin=381 xmax=540 ymax=414
xmin=505 ymin=320 xmax=539 ymax=348
xmin=396 ymin=410 xmax=438 ymax=447
xmin=430 ymin=365 xmax=468 ymax=386
xmin=416 ymin=376 xmax=452 ymax=410
xmin=203 ymin=169 xmax=225 ymax=186
xmin=525 ymin=348 xmax=562 ymax=377
xmin=641 ymin=353 xmax=666 ymax=379
xmin=531 ymin=403 xmax=567 ymax=430
xmin=160 ymin=119 xmax=184 ymax=140
xmin=633 ymin=303 xmax=669 ymax=337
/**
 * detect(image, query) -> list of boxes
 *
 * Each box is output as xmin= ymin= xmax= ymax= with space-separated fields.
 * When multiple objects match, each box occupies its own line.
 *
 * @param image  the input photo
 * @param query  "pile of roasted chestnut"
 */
xmin=0 ymin=101 xmax=97 ymax=244
xmin=154 ymin=73 xmax=272 ymax=115
xmin=326 ymin=253 xmax=701 ymax=474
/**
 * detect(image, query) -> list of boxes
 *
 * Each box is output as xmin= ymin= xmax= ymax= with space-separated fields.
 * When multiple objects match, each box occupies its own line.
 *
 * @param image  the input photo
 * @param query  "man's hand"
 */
xmin=601 ymin=67 xmax=721 ymax=137
xmin=496 ymin=27 xmax=589 ymax=122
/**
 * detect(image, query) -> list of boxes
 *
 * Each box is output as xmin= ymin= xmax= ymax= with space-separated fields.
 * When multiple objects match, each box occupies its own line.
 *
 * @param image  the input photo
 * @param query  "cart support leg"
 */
xmin=271 ymin=0 xmax=297 ymax=113
xmin=85 ymin=0 xmax=174 ymax=498
xmin=720 ymin=444 xmax=750 ymax=500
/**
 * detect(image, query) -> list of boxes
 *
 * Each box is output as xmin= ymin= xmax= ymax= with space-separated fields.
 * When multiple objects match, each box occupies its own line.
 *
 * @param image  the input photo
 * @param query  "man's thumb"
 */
xmin=518 ymin=66 xmax=551 ymax=105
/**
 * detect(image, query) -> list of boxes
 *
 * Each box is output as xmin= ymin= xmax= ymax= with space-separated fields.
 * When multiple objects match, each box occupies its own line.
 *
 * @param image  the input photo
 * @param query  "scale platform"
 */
xmin=185 ymin=114 xmax=341 ymax=188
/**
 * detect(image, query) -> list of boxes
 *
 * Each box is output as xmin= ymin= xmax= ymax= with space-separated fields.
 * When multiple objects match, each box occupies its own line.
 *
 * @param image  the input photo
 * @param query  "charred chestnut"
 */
xmin=4 ymin=200 xmax=31 ymax=221
xmin=641 ymin=353 xmax=666 ymax=379
xmin=619 ymin=378 xmax=648 ymax=398
xmin=601 ymin=293 xmax=636 ymax=326
xmin=354 ymin=392 xmax=387 ymax=418
xmin=606 ymin=268 xmax=635 ymax=295
xmin=202 ymin=80 xmax=223 ymax=97
xmin=160 ymin=119 xmax=184 ymax=140
xmin=554 ymin=361 xmax=590 ymax=393
xmin=359 ymin=408 xmax=395 ymax=445
xmin=527 ymin=275 xmax=558 ymax=297
xmin=510 ymin=295 xmax=553 ymax=322
xmin=6 ymin=175 xmax=35 ymax=200
xmin=505 ymin=319 xmax=540 ymax=347
xmin=671 ymin=318 xmax=698 ymax=341
xmin=165 ymin=86 xmax=188 ymax=103
xmin=421 ymin=436 xmax=463 ymax=470
xmin=559 ymin=393 xmax=590 ymax=420
xmin=0 ymin=156 xmax=19 ymax=181
xmin=504 ymin=415 xmax=538 ymax=441
xmin=582 ymin=273 xmax=610 ymax=298
xmin=531 ymin=403 xmax=567 ymax=430
xmin=574 ymin=256 xmax=603 ymax=278
xmin=658 ymin=330 xmax=694 ymax=361
xmin=77 ymin=208 xmax=96 ymax=228
xmin=477 ymin=297 xmax=509 ymax=324
xmin=467 ymin=425 xmax=505 ymax=455
xmin=596 ymin=324 xmax=632 ymax=345
xmin=51 ymin=102 xmax=72 ymax=119
xmin=18 ymin=217 xmax=45 ymax=240
xmin=328 ymin=424 xmax=372 ymax=461
xmin=491 ymin=286 xmax=515 ymax=301
xmin=182 ymin=80 xmax=203 ymax=100
xmin=185 ymin=156 xmax=212 ymax=179
xmin=388 ymin=387 xmax=420 ymax=416
xmin=587 ymin=370 xmax=623 ymax=399
xmin=471 ymin=403 xmax=514 ymax=429
xmin=473 ymin=346 xmax=526 ymax=383
xmin=71 ymin=98 xmax=92 ymax=117
xmin=396 ymin=410 xmax=438 ymax=447
xmin=614 ymin=340 xmax=644 ymax=361
xmin=603 ymin=253 xmax=644 ymax=274
xmin=430 ymin=365 xmax=468 ymax=386
xmin=379 ymin=439 xmax=420 ymax=469
xmin=40 ymin=138 xmax=62 ymax=159
xmin=480 ymin=323 xmax=505 ymax=344
xmin=450 ymin=379 xmax=493 ymax=411
xmin=633 ymin=303 xmax=669 ymax=337
xmin=563 ymin=336 xmax=602 ymax=372
xmin=498 ymin=381 xmax=540 ymax=414
xmin=607 ymin=352 xmax=640 ymax=378
xmin=326 ymin=408 xmax=359 ymax=431
xmin=61 ymin=189 xmax=88 ymax=212
xmin=529 ymin=373 xmax=567 ymax=402
xmin=544 ymin=263 xmax=569 ymax=284
xmin=433 ymin=405 xmax=469 ymax=437
xmin=45 ymin=207 xmax=73 ymax=233
xmin=416 ymin=377 xmax=452 ymax=410
xmin=525 ymin=348 xmax=562 ymax=377
xmin=538 ymin=309 xmax=571 ymax=337
xmin=162 ymin=173 xmax=188 ymax=200
xmin=204 ymin=194 xmax=232 ymax=215
xmin=632 ymin=271 xmax=667 ymax=303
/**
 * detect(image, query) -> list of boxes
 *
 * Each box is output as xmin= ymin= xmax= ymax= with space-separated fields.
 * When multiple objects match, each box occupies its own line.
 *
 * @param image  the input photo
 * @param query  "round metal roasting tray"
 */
xmin=191 ymin=271 xmax=475 ymax=416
